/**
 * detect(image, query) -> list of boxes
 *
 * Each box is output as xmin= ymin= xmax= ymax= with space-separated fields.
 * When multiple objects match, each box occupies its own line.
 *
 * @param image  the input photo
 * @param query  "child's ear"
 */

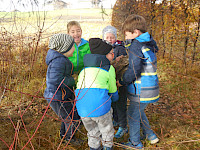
xmin=133 ymin=29 xmax=138 ymax=34
xmin=134 ymin=29 xmax=140 ymax=36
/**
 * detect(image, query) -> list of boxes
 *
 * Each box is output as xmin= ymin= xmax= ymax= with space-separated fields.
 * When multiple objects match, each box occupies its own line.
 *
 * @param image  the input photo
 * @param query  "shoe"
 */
xmin=123 ymin=140 xmax=144 ymax=150
xmin=114 ymin=127 xmax=128 ymax=138
xmin=90 ymin=146 xmax=102 ymax=150
xmin=148 ymin=133 xmax=159 ymax=144
xmin=113 ymin=120 xmax=119 ymax=127
xmin=103 ymin=146 xmax=113 ymax=150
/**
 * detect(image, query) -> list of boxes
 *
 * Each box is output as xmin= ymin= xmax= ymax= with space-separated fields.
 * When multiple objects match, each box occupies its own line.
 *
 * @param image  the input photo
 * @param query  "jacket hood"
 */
xmin=78 ymin=38 xmax=88 ymax=47
xmin=136 ymin=32 xmax=159 ymax=53
xmin=83 ymin=54 xmax=110 ymax=67
xmin=135 ymin=32 xmax=150 ymax=42
xmin=46 ymin=49 xmax=66 ymax=65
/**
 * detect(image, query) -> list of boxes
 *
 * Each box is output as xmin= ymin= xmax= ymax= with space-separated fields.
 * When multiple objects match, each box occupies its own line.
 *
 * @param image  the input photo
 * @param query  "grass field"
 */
xmin=0 ymin=8 xmax=112 ymax=39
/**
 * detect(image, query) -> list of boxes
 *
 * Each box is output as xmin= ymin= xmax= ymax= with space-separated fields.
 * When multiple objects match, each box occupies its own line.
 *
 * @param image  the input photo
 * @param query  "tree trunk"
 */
xmin=192 ymin=7 xmax=200 ymax=64
xmin=161 ymin=7 xmax=166 ymax=58
xmin=182 ymin=2 xmax=189 ymax=69
xmin=169 ymin=0 xmax=174 ymax=59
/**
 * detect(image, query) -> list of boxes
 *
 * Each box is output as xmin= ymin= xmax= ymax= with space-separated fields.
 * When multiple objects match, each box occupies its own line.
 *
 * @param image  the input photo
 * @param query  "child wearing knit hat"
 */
xmin=102 ymin=25 xmax=129 ymax=139
xmin=75 ymin=38 xmax=119 ymax=150
xmin=44 ymin=33 xmax=80 ymax=144
xmin=102 ymin=25 xmax=127 ymax=60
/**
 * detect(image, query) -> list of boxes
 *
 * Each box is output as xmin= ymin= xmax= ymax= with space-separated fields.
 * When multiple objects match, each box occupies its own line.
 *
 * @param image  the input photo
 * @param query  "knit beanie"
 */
xmin=89 ymin=38 xmax=112 ymax=55
xmin=48 ymin=33 xmax=74 ymax=54
xmin=102 ymin=25 xmax=117 ymax=40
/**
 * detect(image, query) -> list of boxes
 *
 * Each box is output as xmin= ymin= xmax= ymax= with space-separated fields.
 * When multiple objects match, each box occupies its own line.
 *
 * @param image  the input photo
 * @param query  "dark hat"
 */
xmin=48 ymin=33 xmax=74 ymax=54
xmin=89 ymin=38 xmax=112 ymax=55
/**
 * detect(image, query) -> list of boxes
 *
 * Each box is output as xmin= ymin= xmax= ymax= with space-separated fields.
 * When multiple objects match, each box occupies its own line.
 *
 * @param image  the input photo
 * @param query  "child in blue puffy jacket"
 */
xmin=117 ymin=14 xmax=159 ymax=149
xmin=75 ymin=38 xmax=119 ymax=150
xmin=44 ymin=33 xmax=79 ymax=144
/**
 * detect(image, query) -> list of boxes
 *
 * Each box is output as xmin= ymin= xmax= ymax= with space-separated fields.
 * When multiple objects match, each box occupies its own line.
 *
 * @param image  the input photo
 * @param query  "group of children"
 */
xmin=44 ymin=14 xmax=160 ymax=150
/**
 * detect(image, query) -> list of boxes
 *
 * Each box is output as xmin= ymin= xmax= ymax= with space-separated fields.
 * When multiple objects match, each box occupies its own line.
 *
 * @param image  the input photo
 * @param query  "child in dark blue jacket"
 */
xmin=44 ymin=33 xmax=79 ymax=143
xmin=102 ymin=25 xmax=128 ymax=138
xmin=117 ymin=14 xmax=159 ymax=149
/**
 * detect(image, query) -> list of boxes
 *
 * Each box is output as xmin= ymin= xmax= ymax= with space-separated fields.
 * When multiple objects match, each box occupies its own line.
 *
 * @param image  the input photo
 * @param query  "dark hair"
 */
xmin=122 ymin=14 xmax=147 ymax=34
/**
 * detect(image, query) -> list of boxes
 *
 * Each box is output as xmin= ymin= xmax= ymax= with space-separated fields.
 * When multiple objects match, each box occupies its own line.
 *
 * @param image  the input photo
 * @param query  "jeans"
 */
xmin=111 ymin=86 xmax=127 ymax=128
xmin=128 ymin=101 xmax=154 ymax=145
xmin=48 ymin=99 xmax=80 ymax=139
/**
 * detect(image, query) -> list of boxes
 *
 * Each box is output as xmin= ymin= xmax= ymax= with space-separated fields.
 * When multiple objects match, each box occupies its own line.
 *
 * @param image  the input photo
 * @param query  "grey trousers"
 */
xmin=81 ymin=110 xmax=114 ymax=149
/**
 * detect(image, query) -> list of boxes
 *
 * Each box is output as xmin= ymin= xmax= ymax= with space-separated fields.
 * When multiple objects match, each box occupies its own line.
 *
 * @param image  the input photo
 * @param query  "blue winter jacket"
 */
xmin=120 ymin=32 xmax=158 ymax=86
xmin=44 ymin=49 xmax=75 ymax=102
xmin=120 ymin=32 xmax=159 ymax=103
xmin=75 ymin=54 xmax=119 ymax=117
xmin=112 ymin=41 xmax=127 ymax=60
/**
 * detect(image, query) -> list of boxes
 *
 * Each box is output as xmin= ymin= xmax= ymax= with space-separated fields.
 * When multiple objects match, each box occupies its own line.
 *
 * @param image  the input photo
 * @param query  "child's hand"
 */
xmin=115 ymin=55 xmax=123 ymax=62
xmin=116 ymin=80 xmax=122 ymax=87
xmin=72 ymin=74 xmax=78 ymax=81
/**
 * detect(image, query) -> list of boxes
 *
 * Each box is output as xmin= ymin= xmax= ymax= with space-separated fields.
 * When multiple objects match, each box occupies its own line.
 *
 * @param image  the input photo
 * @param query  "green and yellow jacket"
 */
xmin=75 ymin=54 xmax=119 ymax=117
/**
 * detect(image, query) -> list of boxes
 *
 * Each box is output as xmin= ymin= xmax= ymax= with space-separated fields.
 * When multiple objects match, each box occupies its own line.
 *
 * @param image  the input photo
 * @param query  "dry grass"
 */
xmin=0 ymin=8 xmax=199 ymax=150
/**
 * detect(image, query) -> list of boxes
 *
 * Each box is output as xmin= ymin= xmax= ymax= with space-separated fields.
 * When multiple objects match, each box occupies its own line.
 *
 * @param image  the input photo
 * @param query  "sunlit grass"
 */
xmin=0 ymin=8 xmax=112 ymax=35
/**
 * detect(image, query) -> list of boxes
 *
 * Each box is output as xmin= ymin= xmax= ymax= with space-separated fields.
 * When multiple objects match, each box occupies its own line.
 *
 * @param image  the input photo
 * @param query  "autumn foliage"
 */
xmin=112 ymin=0 xmax=200 ymax=67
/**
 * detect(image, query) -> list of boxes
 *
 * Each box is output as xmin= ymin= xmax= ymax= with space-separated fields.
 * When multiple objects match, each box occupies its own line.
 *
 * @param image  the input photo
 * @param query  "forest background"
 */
xmin=0 ymin=0 xmax=199 ymax=149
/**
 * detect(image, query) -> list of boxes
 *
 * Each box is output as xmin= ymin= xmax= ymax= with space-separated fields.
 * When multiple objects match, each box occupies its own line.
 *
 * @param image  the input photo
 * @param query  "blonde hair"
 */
xmin=67 ymin=21 xmax=81 ymax=33
xmin=122 ymin=14 xmax=147 ymax=34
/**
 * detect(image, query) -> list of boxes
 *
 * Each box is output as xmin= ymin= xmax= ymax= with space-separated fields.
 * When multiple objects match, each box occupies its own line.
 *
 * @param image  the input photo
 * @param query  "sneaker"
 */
xmin=90 ymin=146 xmax=102 ymax=150
xmin=148 ymin=134 xmax=159 ymax=144
xmin=123 ymin=141 xmax=144 ymax=150
xmin=103 ymin=146 xmax=113 ymax=150
xmin=114 ymin=127 xmax=128 ymax=138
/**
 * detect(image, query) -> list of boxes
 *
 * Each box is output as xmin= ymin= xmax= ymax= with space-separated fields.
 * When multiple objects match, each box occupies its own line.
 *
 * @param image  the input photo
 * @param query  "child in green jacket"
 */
xmin=67 ymin=21 xmax=91 ymax=73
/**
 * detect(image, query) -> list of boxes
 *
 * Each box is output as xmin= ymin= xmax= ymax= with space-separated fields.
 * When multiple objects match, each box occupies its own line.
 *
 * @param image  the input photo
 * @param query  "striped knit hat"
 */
xmin=48 ymin=33 xmax=74 ymax=54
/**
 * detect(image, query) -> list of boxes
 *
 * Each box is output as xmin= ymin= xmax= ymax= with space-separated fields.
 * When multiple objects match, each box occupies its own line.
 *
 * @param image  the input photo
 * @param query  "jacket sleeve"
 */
xmin=150 ymin=39 xmax=159 ymax=53
xmin=49 ymin=58 xmax=75 ymax=89
xmin=119 ymin=44 xmax=143 ymax=86
xmin=108 ymin=65 xmax=119 ymax=102
xmin=113 ymin=45 xmax=127 ymax=59
xmin=63 ymin=60 xmax=75 ymax=88
xmin=63 ymin=75 xmax=75 ymax=89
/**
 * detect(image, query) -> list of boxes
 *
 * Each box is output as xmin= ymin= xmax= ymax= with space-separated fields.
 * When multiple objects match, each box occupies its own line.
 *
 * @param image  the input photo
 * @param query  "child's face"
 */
xmin=106 ymin=49 xmax=114 ymax=62
xmin=68 ymin=25 xmax=82 ymax=44
xmin=104 ymin=33 xmax=116 ymax=45
xmin=64 ymin=44 xmax=75 ymax=57
xmin=125 ymin=30 xmax=139 ymax=40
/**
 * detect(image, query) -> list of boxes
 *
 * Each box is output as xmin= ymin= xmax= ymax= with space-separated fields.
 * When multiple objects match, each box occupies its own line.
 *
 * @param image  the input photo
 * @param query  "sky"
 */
xmin=0 ymin=0 xmax=74 ymax=12
xmin=0 ymin=0 xmax=161 ymax=12
xmin=0 ymin=0 xmax=45 ymax=12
